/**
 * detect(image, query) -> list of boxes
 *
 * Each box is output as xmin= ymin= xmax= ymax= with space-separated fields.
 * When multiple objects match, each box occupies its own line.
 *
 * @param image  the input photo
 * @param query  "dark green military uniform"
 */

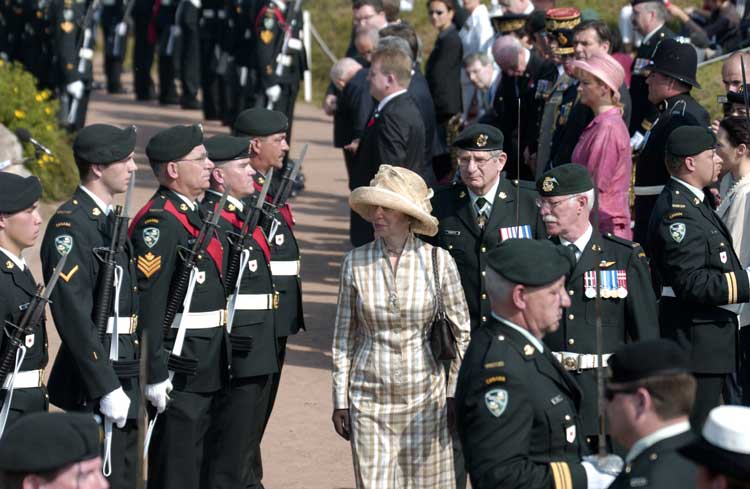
xmin=647 ymin=127 xmax=749 ymax=428
xmin=628 ymin=22 xmax=673 ymax=136
xmin=100 ymin=0 xmax=126 ymax=94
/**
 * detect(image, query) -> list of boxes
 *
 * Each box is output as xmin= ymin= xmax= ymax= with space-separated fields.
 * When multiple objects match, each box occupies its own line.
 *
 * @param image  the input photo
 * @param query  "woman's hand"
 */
xmin=447 ymin=397 xmax=457 ymax=434
xmin=332 ymin=408 xmax=352 ymax=441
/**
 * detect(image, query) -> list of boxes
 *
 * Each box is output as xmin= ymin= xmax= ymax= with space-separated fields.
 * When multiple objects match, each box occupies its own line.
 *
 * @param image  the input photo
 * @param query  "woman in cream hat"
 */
xmin=331 ymin=165 xmax=470 ymax=488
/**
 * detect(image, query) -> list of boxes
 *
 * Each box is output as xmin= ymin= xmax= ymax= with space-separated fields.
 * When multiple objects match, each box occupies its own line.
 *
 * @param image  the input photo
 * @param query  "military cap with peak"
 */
xmin=537 ymin=163 xmax=594 ymax=197
xmin=608 ymin=339 xmax=691 ymax=384
xmin=0 ymin=412 xmax=100 ymax=473
xmin=0 ymin=172 xmax=42 ymax=213
xmin=490 ymin=12 xmax=528 ymax=35
xmin=666 ymin=125 xmax=716 ymax=157
xmin=233 ymin=108 xmax=289 ymax=137
xmin=453 ymin=124 xmax=504 ymax=151
xmin=204 ymin=135 xmax=250 ymax=164
xmin=73 ymin=124 xmax=136 ymax=164
xmin=486 ymin=238 xmax=575 ymax=286
xmin=146 ymin=124 xmax=203 ymax=163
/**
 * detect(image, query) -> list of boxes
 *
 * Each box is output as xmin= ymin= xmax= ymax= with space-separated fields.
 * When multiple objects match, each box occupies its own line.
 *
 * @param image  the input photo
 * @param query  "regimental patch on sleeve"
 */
xmin=143 ymin=227 xmax=160 ymax=248
xmin=55 ymin=235 xmax=73 ymax=256
xmin=669 ymin=222 xmax=686 ymax=243
xmin=137 ymin=252 xmax=161 ymax=278
xmin=484 ymin=388 xmax=508 ymax=417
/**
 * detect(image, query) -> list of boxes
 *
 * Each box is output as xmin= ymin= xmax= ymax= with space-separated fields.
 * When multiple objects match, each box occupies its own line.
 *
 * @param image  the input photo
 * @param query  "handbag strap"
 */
xmin=432 ymin=246 xmax=445 ymax=316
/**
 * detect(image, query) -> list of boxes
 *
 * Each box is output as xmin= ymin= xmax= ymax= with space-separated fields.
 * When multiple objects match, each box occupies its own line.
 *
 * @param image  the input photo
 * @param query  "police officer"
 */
xmin=234 ymin=108 xmax=304 ymax=485
xmin=647 ymin=125 xmax=748 ymax=428
xmin=633 ymin=38 xmax=709 ymax=245
xmin=606 ymin=339 xmax=697 ymax=489
xmin=430 ymin=124 xmax=545 ymax=332
xmin=130 ymin=124 xmax=228 ymax=489
xmin=200 ymin=135 xmax=279 ymax=489
xmin=0 ymin=412 xmax=108 ymax=489
xmin=456 ymin=239 xmax=618 ymax=489
xmin=536 ymin=164 xmax=658 ymax=450
xmin=0 ymin=173 xmax=46 ymax=430
xmin=40 ymin=124 xmax=140 ymax=489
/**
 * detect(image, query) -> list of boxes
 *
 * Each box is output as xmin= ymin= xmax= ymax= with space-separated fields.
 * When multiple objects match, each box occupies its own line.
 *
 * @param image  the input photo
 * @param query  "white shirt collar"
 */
xmin=468 ymin=176 xmax=501 ymax=212
xmin=79 ymin=185 xmax=112 ymax=216
xmin=0 ymin=246 xmax=26 ymax=270
xmin=172 ymin=190 xmax=196 ymax=211
xmin=206 ymin=189 xmax=244 ymax=212
xmin=492 ymin=312 xmax=545 ymax=353
xmin=560 ymin=224 xmax=594 ymax=257
xmin=641 ymin=23 xmax=665 ymax=45
xmin=671 ymin=176 xmax=705 ymax=202
xmin=523 ymin=2 xmax=534 ymax=14
xmin=376 ymin=89 xmax=408 ymax=113
xmin=626 ymin=420 xmax=691 ymax=464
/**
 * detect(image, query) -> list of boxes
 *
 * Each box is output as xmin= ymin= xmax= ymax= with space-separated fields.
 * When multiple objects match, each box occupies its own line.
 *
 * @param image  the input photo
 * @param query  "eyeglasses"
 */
xmin=429 ymin=9 xmax=446 ymax=15
xmin=457 ymin=155 xmax=496 ymax=168
xmin=354 ymin=13 xmax=376 ymax=24
xmin=535 ymin=195 xmax=576 ymax=210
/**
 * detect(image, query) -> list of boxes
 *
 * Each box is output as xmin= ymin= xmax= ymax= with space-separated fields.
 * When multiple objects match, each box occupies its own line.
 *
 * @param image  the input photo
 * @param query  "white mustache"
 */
xmin=543 ymin=215 xmax=558 ymax=223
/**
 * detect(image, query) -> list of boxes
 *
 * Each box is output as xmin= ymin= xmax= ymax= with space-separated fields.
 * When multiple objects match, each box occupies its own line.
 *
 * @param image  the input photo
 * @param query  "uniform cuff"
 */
xmin=550 ymin=461 xmax=587 ymax=489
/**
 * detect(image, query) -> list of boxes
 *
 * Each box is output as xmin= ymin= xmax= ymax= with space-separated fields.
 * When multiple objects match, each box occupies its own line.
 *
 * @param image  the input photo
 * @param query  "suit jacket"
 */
xmin=629 ymin=25 xmax=674 ymax=135
xmin=426 ymin=25 xmax=463 ymax=123
xmin=353 ymin=92 xmax=427 ymax=189
xmin=456 ymin=318 xmax=588 ymax=489
xmin=545 ymin=232 xmax=658 ymax=435
xmin=40 ymin=187 xmax=141 ymax=416
xmin=334 ymin=67 xmax=374 ymax=149
xmin=428 ymin=177 xmax=545 ymax=330
xmin=647 ymin=179 xmax=749 ymax=373
xmin=409 ymin=67 xmax=439 ymax=185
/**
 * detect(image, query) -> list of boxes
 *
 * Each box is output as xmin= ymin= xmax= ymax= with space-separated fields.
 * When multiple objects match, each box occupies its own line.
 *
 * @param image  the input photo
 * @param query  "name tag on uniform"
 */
xmin=584 ymin=269 xmax=628 ymax=299
xmin=499 ymin=225 xmax=532 ymax=241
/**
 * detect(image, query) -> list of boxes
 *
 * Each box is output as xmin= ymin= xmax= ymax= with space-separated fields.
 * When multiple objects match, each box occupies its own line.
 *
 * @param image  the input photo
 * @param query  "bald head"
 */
xmin=330 ymin=57 xmax=362 ymax=89
xmin=723 ymin=52 xmax=750 ymax=93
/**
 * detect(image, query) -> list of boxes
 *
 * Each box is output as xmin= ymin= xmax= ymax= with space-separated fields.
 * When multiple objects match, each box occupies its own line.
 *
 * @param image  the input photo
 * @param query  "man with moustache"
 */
xmin=129 ymin=124 xmax=229 ymax=489
xmin=40 ymin=124 xmax=140 ymax=489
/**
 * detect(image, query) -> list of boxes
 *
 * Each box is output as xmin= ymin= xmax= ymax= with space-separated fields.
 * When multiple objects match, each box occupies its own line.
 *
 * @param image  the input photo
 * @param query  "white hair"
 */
xmin=577 ymin=188 xmax=596 ymax=211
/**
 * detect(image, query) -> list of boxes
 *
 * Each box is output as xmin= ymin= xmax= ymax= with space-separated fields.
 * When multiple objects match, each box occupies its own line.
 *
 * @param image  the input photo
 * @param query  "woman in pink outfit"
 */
xmin=571 ymin=53 xmax=633 ymax=239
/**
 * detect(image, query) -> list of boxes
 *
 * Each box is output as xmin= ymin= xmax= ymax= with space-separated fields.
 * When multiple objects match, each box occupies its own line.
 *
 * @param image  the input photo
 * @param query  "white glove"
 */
xmin=582 ymin=460 xmax=618 ymax=489
xmin=115 ymin=21 xmax=127 ymax=36
xmin=100 ymin=387 xmax=131 ymax=429
xmin=145 ymin=379 xmax=173 ymax=413
xmin=265 ymin=84 xmax=281 ymax=103
xmin=66 ymin=80 xmax=85 ymax=100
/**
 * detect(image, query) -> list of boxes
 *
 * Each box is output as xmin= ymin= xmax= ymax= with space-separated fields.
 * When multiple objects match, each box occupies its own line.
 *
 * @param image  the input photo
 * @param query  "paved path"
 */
xmin=29 ymin=78 xmax=357 ymax=488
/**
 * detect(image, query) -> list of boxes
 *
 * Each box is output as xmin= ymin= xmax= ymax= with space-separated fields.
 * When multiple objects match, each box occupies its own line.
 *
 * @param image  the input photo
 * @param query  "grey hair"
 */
xmin=576 ymin=188 xmax=596 ymax=211
xmin=355 ymin=25 xmax=380 ymax=46
xmin=640 ymin=1 xmax=668 ymax=23
xmin=377 ymin=35 xmax=413 ymax=61
xmin=330 ymin=57 xmax=362 ymax=83
xmin=493 ymin=35 xmax=522 ymax=69
xmin=485 ymin=267 xmax=516 ymax=308
xmin=463 ymin=52 xmax=493 ymax=68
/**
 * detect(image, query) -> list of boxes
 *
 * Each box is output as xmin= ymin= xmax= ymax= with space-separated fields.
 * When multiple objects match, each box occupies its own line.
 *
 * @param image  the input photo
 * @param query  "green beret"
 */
xmin=453 ymin=124 xmax=504 ymax=151
xmin=73 ymin=124 xmax=136 ymax=164
xmin=233 ymin=108 xmax=288 ymax=137
xmin=486 ymin=239 xmax=575 ymax=286
xmin=666 ymin=126 xmax=716 ymax=157
xmin=0 ymin=173 xmax=42 ymax=213
xmin=608 ymin=339 xmax=691 ymax=384
xmin=537 ymin=164 xmax=593 ymax=197
xmin=146 ymin=124 xmax=203 ymax=163
xmin=204 ymin=135 xmax=250 ymax=164
xmin=0 ymin=412 xmax=100 ymax=473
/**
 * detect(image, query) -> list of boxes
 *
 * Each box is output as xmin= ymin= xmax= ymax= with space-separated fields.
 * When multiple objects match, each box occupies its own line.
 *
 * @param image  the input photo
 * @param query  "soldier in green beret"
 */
xmin=40 ymin=123 xmax=140 ymax=489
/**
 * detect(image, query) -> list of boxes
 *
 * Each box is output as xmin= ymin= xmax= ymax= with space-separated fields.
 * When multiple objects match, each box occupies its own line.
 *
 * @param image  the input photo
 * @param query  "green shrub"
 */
xmin=0 ymin=60 xmax=78 ymax=201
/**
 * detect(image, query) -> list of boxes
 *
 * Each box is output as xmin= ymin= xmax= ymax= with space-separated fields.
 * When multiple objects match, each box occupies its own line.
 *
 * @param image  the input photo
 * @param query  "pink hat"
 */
xmin=572 ymin=53 xmax=625 ymax=103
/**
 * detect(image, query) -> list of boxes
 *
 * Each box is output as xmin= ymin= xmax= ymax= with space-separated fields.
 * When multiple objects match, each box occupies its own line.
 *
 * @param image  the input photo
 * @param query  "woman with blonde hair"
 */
xmin=331 ymin=165 xmax=471 ymax=488
xmin=571 ymin=52 xmax=632 ymax=239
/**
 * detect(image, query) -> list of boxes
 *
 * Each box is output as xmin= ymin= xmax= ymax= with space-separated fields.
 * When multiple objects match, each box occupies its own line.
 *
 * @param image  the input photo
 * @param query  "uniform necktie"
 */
xmin=476 ymin=197 xmax=489 ymax=229
xmin=567 ymin=243 xmax=580 ymax=262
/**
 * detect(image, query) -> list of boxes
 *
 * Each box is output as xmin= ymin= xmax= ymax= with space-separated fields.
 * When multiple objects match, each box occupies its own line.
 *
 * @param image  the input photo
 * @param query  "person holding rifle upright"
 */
xmin=129 ymin=124 xmax=229 ymax=489
xmin=0 ymin=173 xmax=46 ymax=431
xmin=40 ymin=124 xmax=140 ymax=489
xmin=200 ymin=134 xmax=279 ymax=489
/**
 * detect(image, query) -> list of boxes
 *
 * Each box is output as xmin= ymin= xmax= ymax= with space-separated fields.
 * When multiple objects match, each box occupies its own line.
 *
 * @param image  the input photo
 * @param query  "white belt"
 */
xmin=270 ymin=260 xmax=300 ymax=276
xmin=661 ymin=287 xmax=742 ymax=314
xmin=553 ymin=352 xmax=612 ymax=371
xmin=234 ymin=293 xmax=277 ymax=311
xmin=79 ymin=47 xmax=94 ymax=60
xmin=106 ymin=316 xmax=138 ymax=335
xmin=634 ymin=185 xmax=664 ymax=196
xmin=171 ymin=309 xmax=226 ymax=329
xmin=2 ymin=369 xmax=44 ymax=390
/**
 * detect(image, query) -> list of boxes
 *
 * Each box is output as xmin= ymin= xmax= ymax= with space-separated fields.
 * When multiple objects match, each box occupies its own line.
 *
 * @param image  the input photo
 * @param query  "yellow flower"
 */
xmin=35 ymin=94 xmax=43 ymax=102
xmin=44 ymin=106 xmax=53 ymax=115
xmin=14 ymin=109 xmax=25 ymax=119
xmin=45 ymin=124 xmax=53 ymax=131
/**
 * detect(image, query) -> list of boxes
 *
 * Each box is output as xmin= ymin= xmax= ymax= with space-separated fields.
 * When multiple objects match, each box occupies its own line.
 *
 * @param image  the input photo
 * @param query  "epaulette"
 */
xmin=603 ymin=232 xmax=640 ymax=249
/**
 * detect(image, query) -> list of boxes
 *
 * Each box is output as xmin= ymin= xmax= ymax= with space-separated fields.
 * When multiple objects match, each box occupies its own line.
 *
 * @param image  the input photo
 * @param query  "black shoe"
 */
xmin=181 ymin=98 xmax=201 ymax=110
xmin=107 ymin=85 xmax=128 ymax=94
xmin=159 ymin=95 xmax=180 ymax=106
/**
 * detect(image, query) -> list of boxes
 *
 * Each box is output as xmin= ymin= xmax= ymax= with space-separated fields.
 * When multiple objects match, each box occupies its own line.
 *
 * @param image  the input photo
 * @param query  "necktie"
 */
xmin=567 ymin=243 xmax=580 ymax=262
xmin=476 ymin=197 xmax=489 ymax=229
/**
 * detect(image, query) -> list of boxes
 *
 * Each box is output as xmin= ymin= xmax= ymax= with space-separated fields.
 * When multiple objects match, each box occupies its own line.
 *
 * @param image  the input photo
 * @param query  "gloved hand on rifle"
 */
xmin=145 ymin=378 xmax=173 ymax=413
xmin=581 ymin=454 xmax=623 ymax=489
xmin=66 ymin=80 xmax=85 ymax=100
xmin=265 ymin=84 xmax=281 ymax=103
xmin=100 ymin=386 xmax=131 ymax=428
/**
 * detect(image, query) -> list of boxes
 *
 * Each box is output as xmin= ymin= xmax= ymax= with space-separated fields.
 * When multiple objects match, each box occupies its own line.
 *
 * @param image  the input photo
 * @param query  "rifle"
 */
xmin=272 ymin=143 xmax=306 ymax=208
xmin=112 ymin=0 xmax=136 ymax=58
xmin=67 ymin=0 xmax=101 ymax=126
xmin=165 ymin=0 xmax=185 ymax=56
xmin=741 ymin=59 xmax=750 ymax=136
xmin=224 ymin=168 xmax=274 ymax=297
xmin=266 ymin=0 xmax=303 ymax=110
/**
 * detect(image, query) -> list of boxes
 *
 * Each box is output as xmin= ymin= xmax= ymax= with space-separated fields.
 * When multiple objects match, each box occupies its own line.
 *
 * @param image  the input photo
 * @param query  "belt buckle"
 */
xmin=131 ymin=315 xmax=139 ymax=334
xmin=563 ymin=355 xmax=577 ymax=371
xmin=273 ymin=292 xmax=279 ymax=310
xmin=221 ymin=309 xmax=228 ymax=327
xmin=37 ymin=369 xmax=44 ymax=387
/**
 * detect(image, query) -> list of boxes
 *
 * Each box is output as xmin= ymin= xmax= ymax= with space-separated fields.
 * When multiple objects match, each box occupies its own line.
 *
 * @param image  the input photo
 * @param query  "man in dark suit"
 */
xmin=40 ymin=124 xmax=140 ymax=489
xmin=351 ymin=45 xmax=426 ymax=246
xmin=456 ymin=239 xmax=618 ymax=489
xmin=330 ymin=57 xmax=365 ymax=189
xmin=606 ymin=340 xmax=697 ymax=489
xmin=647 ymin=126 xmax=747 ymax=429
xmin=430 ymin=124 xmax=544 ymax=332
xmin=536 ymin=164 xmax=658 ymax=451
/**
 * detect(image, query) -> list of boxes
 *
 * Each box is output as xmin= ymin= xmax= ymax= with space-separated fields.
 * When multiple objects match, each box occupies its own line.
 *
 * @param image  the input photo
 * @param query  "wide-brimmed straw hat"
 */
xmin=349 ymin=165 xmax=439 ymax=237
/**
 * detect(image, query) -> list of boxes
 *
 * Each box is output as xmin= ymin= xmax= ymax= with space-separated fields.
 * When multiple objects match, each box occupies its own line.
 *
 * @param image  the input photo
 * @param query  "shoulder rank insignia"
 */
xmin=137 ymin=252 xmax=161 ymax=278
xmin=59 ymin=265 xmax=79 ymax=282
xmin=669 ymin=222 xmax=686 ymax=243
xmin=484 ymin=388 xmax=508 ymax=417
xmin=55 ymin=235 xmax=73 ymax=256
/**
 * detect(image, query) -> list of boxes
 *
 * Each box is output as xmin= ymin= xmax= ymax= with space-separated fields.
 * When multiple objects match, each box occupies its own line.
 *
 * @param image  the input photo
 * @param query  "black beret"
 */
xmin=146 ymin=124 xmax=203 ymax=163
xmin=527 ymin=10 xmax=546 ymax=34
xmin=726 ymin=84 xmax=750 ymax=105
xmin=666 ymin=126 xmax=716 ymax=157
xmin=453 ymin=124 xmax=504 ymax=151
xmin=537 ymin=164 xmax=593 ymax=197
xmin=0 ymin=172 xmax=42 ymax=213
xmin=608 ymin=339 xmax=691 ymax=384
xmin=204 ymin=135 xmax=250 ymax=164
xmin=73 ymin=124 xmax=136 ymax=164
xmin=486 ymin=239 xmax=575 ymax=286
xmin=233 ymin=108 xmax=288 ymax=137
xmin=0 ymin=412 xmax=100 ymax=473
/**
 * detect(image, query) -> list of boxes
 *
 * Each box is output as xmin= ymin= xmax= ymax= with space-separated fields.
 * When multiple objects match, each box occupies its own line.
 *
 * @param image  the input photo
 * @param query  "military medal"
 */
xmin=499 ymin=225 xmax=532 ymax=241
xmin=616 ymin=270 xmax=628 ymax=299
xmin=584 ymin=271 xmax=597 ymax=298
